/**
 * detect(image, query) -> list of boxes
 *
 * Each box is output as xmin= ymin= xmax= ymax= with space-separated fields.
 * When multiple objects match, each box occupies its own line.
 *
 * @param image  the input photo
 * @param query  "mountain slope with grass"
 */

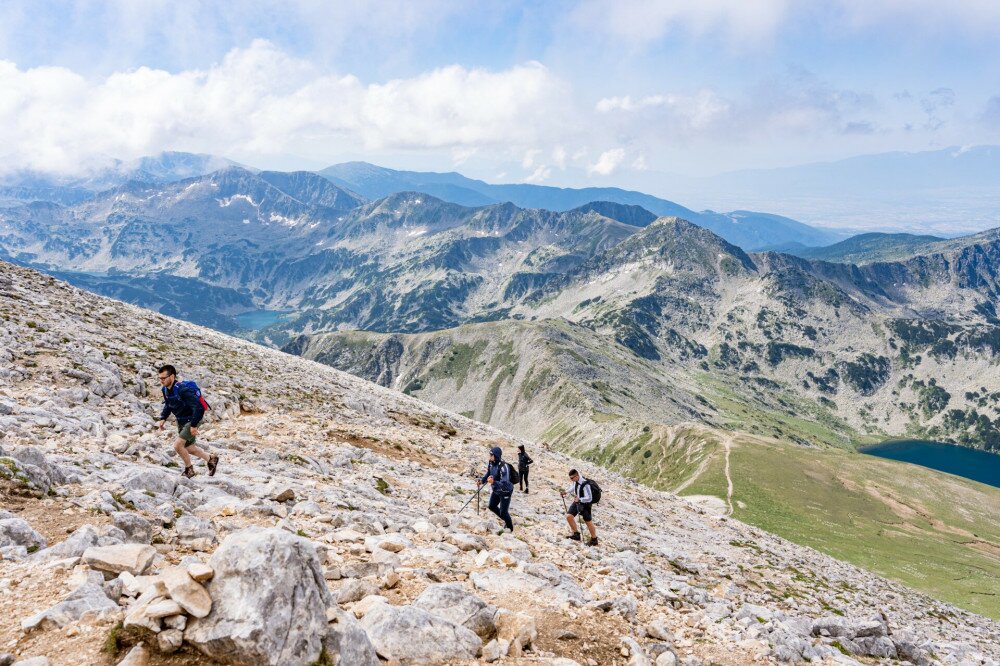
xmin=288 ymin=217 xmax=1000 ymax=454
xmin=782 ymin=232 xmax=946 ymax=264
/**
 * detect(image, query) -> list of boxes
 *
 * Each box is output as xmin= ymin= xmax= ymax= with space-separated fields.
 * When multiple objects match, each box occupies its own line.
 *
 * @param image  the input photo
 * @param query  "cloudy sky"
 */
xmin=2 ymin=0 xmax=1000 ymax=188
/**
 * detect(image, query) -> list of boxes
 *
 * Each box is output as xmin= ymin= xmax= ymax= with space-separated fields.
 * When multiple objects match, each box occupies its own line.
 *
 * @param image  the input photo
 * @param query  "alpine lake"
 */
xmin=860 ymin=439 xmax=1000 ymax=489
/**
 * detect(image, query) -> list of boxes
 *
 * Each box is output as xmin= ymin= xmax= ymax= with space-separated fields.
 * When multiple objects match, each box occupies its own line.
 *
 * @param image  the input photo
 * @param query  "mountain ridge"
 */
xmin=318 ymin=161 xmax=842 ymax=251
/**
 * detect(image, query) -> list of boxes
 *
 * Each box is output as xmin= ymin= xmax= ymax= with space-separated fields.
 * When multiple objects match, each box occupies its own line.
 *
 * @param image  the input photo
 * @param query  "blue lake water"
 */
xmin=859 ymin=439 xmax=1000 ymax=489
xmin=234 ymin=310 xmax=290 ymax=330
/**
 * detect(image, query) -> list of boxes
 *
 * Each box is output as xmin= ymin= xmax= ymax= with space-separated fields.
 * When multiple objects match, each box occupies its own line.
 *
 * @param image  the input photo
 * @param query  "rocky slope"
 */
xmin=1 ymin=259 xmax=998 ymax=665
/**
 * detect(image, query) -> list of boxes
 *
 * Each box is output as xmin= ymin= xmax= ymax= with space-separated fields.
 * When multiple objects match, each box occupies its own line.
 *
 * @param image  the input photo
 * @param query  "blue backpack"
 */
xmin=164 ymin=380 xmax=211 ymax=411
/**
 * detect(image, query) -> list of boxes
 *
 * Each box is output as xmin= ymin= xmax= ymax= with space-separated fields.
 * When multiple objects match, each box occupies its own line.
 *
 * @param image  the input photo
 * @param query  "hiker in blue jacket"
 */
xmin=156 ymin=364 xmax=219 ymax=478
xmin=479 ymin=446 xmax=514 ymax=533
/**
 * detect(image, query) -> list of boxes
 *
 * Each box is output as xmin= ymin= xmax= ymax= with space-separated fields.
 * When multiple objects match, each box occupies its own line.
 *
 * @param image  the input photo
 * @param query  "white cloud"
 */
xmin=572 ymin=0 xmax=790 ymax=45
xmin=834 ymin=0 xmax=1000 ymax=33
xmin=524 ymin=165 xmax=552 ymax=183
xmin=596 ymin=95 xmax=667 ymax=113
xmin=521 ymin=148 xmax=541 ymax=169
xmin=571 ymin=0 xmax=1000 ymax=49
xmin=551 ymin=145 xmax=567 ymax=169
xmin=597 ymin=90 xmax=729 ymax=131
xmin=451 ymin=146 xmax=478 ymax=165
xmin=0 ymin=40 xmax=571 ymax=175
xmin=587 ymin=148 xmax=626 ymax=175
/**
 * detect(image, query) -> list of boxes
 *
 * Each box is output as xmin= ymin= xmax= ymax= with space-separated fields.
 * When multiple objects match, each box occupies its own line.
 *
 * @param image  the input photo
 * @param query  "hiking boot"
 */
xmin=182 ymin=466 xmax=195 ymax=478
xmin=566 ymin=532 xmax=581 ymax=541
xmin=587 ymin=537 xmax=599 ymax=547
xmin=208 ymin=454 xmax=219 ymax=477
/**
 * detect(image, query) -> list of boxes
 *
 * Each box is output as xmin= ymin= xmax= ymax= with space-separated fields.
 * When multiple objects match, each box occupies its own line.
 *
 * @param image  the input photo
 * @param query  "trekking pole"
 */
xmin=457 ymin=484 xmax=485 ymax=514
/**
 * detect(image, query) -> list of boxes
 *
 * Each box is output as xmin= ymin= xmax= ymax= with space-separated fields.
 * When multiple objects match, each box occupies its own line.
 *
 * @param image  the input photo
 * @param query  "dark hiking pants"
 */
xmin=518 ymin=466 xmax=529 ymax=491
xmin=489 ymin=491 xmax=513 ymax=530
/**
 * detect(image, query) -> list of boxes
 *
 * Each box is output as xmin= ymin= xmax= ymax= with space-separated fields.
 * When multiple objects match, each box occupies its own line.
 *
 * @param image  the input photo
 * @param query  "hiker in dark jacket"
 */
xmin=517 ymin=444 xmax=533 ymax=493
xmin=156 ymin=364 xmax=218 ymax=478
xmin=479 ymin=446 xmax=514 ymax=533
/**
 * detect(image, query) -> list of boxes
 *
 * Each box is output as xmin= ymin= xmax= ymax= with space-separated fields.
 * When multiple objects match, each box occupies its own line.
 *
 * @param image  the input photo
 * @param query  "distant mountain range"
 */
xmin=1 ymin=151 xmax=846 ymax=251
xmin=1 ymin=155 xmax=998 ymax=456
xmin=319 ymin=161 xmax=842 ymax=250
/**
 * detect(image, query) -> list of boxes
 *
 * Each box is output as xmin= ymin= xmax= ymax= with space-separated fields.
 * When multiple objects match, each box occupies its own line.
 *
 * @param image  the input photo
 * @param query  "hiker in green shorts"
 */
xmin=156 ymin=364 xmax=218 ymax=478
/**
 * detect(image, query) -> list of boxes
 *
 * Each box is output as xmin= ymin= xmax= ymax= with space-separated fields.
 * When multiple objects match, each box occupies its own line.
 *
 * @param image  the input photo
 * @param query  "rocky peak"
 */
xmin=588 ymin=216 xmax=758 ymax=277
xmin=567 ymin=201 xmax=658 ymax=228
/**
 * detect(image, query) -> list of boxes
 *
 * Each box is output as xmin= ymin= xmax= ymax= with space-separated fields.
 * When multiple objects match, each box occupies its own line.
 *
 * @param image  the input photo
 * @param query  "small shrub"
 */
xmin=104 ymin=622 xmax=124 ymax=654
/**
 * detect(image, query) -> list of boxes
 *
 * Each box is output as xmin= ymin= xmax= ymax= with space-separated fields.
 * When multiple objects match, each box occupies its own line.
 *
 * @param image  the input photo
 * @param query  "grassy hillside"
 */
xmin=786 ymin=232 xmax=945 ymax=264
xmin=673 ymin=436 xmax=1000 ymax=618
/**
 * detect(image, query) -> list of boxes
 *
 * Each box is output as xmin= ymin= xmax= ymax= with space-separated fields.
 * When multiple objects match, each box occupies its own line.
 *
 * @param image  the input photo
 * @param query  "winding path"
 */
xmin=723 ymin=435 xmax=734 ymax=516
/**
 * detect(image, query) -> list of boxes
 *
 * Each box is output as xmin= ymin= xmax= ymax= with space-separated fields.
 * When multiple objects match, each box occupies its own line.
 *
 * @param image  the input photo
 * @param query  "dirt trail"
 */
xmin=723 ymin=435 xmax=734 ymax=516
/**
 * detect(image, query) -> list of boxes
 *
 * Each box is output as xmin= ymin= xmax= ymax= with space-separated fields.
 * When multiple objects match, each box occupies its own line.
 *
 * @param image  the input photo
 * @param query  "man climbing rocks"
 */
xmin=517 ymin=444 xmax=533 ymax=493
xmin=156 ymin=364 xmax=218 ymax=478
xmin=479 ymin=446 xmax=514 ymax=534
xmin=562 ymin=468 xmax=598 ymax=546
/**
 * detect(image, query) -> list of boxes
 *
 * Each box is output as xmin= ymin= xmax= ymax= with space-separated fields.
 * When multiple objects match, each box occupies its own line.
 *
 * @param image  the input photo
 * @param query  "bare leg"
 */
xmin=584 ymin=520 xmax=597 ymax=539
xmin=566 ymin=514 xmax=579 ymax=533
xmin=173 ymin=437 xmax=193 ymax=468
xmin=187 ymin=445 xmax=211 ymax=463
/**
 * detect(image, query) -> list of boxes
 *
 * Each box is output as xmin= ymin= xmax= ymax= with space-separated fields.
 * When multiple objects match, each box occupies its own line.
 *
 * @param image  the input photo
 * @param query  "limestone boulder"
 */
xmin=82 ymin=544 xmax=156 ymax=575
xmin=323 ymin=608 xmax=379 ymax=666
xmin=21 ymin=583 xmax=119 ymax=631
xmin=0 ymin=517 xmax=46 ymax=552
xmin=111 ymin=512 xmax=153 ymax=544
xmin=412 ymin=583 xmax=498 ymax=639
xmin=360 ymin=603 xmax=482 ymax=665
xmin=185 ymin=527 xmax=332 ymax=666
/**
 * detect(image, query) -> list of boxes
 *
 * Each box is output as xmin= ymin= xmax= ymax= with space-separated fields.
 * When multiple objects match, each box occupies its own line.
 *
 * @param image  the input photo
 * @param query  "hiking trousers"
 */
xmin=488 ymin=491 xmax=513 ymax=530
xmin=518 ymin=466 xmax=529 ymax=491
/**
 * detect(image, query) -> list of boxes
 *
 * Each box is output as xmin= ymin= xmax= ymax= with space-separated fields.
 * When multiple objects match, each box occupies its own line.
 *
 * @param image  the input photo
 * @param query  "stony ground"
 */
xmin=1 ymin=260 xmax=998 ymax=666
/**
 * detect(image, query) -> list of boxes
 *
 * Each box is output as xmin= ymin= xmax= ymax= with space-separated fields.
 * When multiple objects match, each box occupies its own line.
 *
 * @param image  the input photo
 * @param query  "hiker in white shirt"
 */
xmin=561 ymin=468 xmax=598 ymax=547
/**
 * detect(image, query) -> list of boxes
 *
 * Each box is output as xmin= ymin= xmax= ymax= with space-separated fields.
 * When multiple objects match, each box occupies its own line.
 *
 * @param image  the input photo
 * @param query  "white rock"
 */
xmin=115 ymin=643 xmax=149 ymax=666
xmin=496 ymin=609 xmax=537 ymax=648
xmin=185 ymin=527 xmax=332 ymax=666
xmin=360 ymin=603 xmax=482 ymax=665
xmin=656 ymin=652 xmax=678 ymax=666
xmin=82 ymin=544 xmax=156 ymax=575
xmin=144 ymin=599 xmax=183 ymax=619
xmin=157 ymin=629 xmax=184 ymax=654
xmin=21 ymin=582 xmax=119 ymax=632
xmin=160 ymin=565 xmax=212 ymax=618
xmin=413 ymin=583 xmax=498 ymax=639
xmin=349 ymin=594 xmax=388 ymax=619
xmin=186 ymin=562 xmax=214 ymax=582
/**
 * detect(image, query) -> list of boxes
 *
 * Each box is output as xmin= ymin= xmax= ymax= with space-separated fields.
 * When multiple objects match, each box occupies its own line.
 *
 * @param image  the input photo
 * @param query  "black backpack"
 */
xmin=505 ymin=462 xmax=521 ymax=485
xmin=585 ymin=479 xmax=602 ymax=504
